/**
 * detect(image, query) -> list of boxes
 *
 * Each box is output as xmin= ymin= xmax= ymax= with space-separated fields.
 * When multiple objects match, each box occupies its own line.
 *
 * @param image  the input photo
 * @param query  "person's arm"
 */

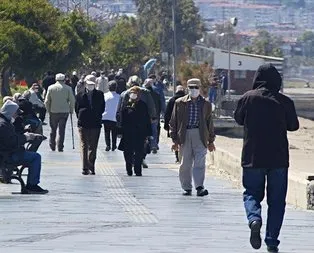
xmin=234 ymin=96 xmax=246 ymax=126
xmin=169 ymin=101 xmax=178 ymax=143
xmin=69 ymin=87 xmax=75 ymax=114
xmin=206 ymin=102 xmax=216 ymax=151
xmin=144 ymin=90 xmax=157 ymax=120
xmin=116 ymin=93 xmax=127 ymax=128
xmin=285 ymin=99 xmax=299 ymax=131
xmin=44 ymin=87 xmax=51 ymax=113
xmin=164 ymin=98 xmax=174 ymax=130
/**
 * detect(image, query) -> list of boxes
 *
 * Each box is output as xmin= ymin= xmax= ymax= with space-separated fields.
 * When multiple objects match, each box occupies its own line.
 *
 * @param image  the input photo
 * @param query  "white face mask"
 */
xmin=129 ymin=93 xmax=138 ymax=100
xmin=86 ymin=85 xmax=95 ymax=91
xmin=188 ymin=89 xmax=200 ymax=98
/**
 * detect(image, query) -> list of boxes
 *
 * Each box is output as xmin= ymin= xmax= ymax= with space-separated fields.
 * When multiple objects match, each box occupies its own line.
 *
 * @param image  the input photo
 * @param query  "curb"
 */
xmin=207 ymin=147 xmax=314 ymax=210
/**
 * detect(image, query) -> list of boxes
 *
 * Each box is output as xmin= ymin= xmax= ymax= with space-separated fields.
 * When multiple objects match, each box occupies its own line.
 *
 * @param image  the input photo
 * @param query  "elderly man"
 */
xmin=44 ymin=73 xmax=75 ymax=152
xmin=0 ymin=100 xmax=48 ymax=194
xmin=75 ymin=75 xmax=105 ymax=175
xmin=169 ymin=78 xmax=215 ymax=197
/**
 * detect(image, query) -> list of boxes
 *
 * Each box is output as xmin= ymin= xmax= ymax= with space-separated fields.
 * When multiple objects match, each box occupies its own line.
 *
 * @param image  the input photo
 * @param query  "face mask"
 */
xmin=188 ymin=89 xmax=200 ymax=98
xmin=130 ymin=93 xmax=138 ymax=100
xmin=101 ymin=75 xmax=105 ymax=78
xmin=86 ymin=85 xmax=95 ymax=91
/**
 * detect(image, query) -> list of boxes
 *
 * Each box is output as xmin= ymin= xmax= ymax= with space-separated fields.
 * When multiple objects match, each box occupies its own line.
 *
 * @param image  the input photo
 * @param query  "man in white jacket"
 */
xmin=102 ymin=80 xmax=120 ymax=151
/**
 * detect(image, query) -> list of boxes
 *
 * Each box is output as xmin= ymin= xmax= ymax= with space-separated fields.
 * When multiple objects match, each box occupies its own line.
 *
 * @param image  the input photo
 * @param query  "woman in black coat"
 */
xmin=118 ymin=86 xmax=152 ymax=176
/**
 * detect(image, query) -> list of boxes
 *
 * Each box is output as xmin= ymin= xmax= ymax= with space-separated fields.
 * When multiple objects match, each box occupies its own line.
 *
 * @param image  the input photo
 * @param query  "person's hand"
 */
xmin=171 ymin=143 xmax=179 ymax=152
xmin=207 ymin=143 xmax=216 ymax=152
xmin=24 ymin=132 xmax=36 ymax=141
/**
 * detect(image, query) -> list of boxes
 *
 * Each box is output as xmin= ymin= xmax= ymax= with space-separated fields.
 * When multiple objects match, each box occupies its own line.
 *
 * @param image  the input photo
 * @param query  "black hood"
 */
xmin=252 ymin=64 xmax=282 ymax=92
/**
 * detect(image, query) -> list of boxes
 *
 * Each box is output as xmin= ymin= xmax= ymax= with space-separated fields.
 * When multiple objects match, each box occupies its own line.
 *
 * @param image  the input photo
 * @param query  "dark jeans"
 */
xmin=49 ymin=113 xmax=69 ymax=151
xmin=78 ymin=128 xmax=101 ymax=173
xmin=10 ymin=151 xmax=41 ymax=186
xmin=243 ymin=168 xmax=288 ymax=247
xmin=123 ymin=137 xmax=145 ymax=175
xmin=102 ymin=120 xmax=117 ymax=148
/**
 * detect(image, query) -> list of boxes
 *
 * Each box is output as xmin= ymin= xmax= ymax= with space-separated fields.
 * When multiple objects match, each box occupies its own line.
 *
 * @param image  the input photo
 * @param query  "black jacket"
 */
xmin=120 ymin=100 xmax=152 ymax=139
xmin=75 ymin=89 xmax=105 ymax=129
xmin=234 ymin=64 xmax=299 ymax=169
xmin=164 ymin=90 xmax=185 ymax=132
xmin=0 ymin=114 xmax=27 ymax=154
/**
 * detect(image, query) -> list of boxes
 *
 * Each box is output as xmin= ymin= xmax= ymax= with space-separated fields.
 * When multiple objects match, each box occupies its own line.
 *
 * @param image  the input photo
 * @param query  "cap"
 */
xmin=84 ymin=74 xmax=96 ymax=85
xmin=187 ymin=78 xmax=201 ymax=87
xmin=55 ymin=73 xmax=65 ymax=81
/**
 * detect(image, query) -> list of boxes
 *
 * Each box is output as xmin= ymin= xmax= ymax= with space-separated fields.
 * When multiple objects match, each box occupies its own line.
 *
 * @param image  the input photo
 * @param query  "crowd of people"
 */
xmin=0 ymin=63 xmax=300 ymax=253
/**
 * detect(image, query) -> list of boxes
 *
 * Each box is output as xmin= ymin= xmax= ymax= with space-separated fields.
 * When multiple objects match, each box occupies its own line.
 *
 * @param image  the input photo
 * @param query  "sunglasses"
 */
xmin=188 ymin=86 xmax=199 ymax=89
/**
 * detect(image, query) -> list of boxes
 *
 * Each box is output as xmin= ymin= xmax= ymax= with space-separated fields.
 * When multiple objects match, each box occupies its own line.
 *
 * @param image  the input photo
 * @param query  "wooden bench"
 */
xmin=0 ymin=152 xmax=27 ymax=194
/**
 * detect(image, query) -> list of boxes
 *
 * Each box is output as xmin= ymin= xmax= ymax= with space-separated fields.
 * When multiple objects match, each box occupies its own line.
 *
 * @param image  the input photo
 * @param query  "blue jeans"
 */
xmin=10 ymin=151 xmax=41 ymax=186
xmin=209 ymin=87 xmax=217 ymax=103
xmin=243 ymin=168 xmax=288 ymax=247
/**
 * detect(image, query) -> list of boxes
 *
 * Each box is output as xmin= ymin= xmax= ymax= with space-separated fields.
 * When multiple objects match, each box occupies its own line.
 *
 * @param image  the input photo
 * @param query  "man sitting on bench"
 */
xmin=0 ymin=100 xmax=48 ymax=194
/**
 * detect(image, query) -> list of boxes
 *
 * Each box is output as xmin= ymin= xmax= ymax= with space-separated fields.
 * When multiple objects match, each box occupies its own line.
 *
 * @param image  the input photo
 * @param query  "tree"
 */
xmin=100 ymin=17 xmax=160 ymax=75
xmin=298 ymin=31 xmax=314 ymax=58
xmin=0 ymin=0 xmax=99 ymax=93
xmin=134 ymin=0 xmax=203 ymax=55
xmin=244 ymin=30 xmax=283 ymax=57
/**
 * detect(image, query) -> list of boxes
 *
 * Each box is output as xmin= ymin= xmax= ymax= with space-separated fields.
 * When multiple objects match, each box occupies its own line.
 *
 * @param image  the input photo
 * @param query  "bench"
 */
xmin=0 ymin=152 xmax=27 ymax=194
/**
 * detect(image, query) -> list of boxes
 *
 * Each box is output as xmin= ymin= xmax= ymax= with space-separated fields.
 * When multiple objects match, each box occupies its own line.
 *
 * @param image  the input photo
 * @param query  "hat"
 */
xmin=84 ymin=74 xmax=96 ymax=85
xmin=72 ymin=71 xmax=77 ymax=76
xmin=55 ymin=73 xmax=65 ymax=81
xmin=91 ymin=71 xmax=97 ymax=77
xmin=187 ymin=78 xmax=201 ymax=87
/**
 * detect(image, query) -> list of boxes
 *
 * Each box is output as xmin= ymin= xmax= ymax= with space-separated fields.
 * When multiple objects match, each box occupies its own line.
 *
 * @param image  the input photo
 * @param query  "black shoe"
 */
xmin=152 ymin=148 xmax=157 ymax=154
xmin=42 ymin=122 xmax=47 ymax=125
xmin=50 ymin=145 xmax=55 ymax=151
xmin=127 ymin=170 xmax=133 ymax=176
xmin=250 ymin=220 xmax=262 ymax=250
xmin=196 ymin=187 xmax=209 ymax=197
xmin=267 ymin=246 xmax=279 ymax=253
xmin=58 ymin=149 xmax=63 ymax=152
xmin=135 ymin=173 xmax=142 ymax=176
xmin=25 ymin=185 xmax=49 ymax=194
xmin=183 ymin=190 xmax=192 ymax=196
xmin=142 ymin=160 xmax=148 ymax=168
xmin=89 ymin=170 xmax=95 ymax=175
xmin=105 ymin=146 xmax=111 ymax=152
xmin=82 ymin=170 xmax=89 ymax=175
xmin=112 ymin=146 xmax=117 ymax=151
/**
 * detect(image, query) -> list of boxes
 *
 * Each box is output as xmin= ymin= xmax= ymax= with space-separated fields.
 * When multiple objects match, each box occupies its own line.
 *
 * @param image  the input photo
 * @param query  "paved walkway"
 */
xmin=0 ymin=120 xmax=314 ymax=253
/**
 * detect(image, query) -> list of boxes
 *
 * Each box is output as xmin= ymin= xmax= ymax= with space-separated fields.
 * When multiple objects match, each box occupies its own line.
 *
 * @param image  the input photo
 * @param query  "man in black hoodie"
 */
xmin=164 ymin=84 xmax=185 ymax=163
xmin=234 ymin=64 xmax=299 ymax=253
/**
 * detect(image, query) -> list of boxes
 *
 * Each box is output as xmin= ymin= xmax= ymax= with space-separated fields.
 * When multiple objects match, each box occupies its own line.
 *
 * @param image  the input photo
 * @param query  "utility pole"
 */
xmin=172 ymin=0 xmax=177 ymax=96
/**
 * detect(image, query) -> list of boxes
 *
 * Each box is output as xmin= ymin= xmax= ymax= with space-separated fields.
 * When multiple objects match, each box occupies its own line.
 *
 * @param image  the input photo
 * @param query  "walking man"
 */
xmin=96 ymin=71 xmax=109 ymax=93
xmin=44 ymin=73 xmax=75 ymax=152
xmin=75 ymin=75 xmax=105 ymax=175
xmin=102 ymin=80 xmax=120 ymax=151
xmin=234 ymin=64 xmax=299 ymax=253
xmin=169 ymin=78 xmax=215 ymax=197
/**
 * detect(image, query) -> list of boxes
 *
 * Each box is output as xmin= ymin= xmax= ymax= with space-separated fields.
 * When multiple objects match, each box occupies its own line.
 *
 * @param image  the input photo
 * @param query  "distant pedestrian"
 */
xmin=75 ymin=75 xmax=105 ymax=175
xmin=118 ymin=86 xmax=152 ymax=176
xmin=70 ymin=71 xmax=79 ymax=94
xmin=44 ymin=73 xmax=75 ymax=152
xmin=102 ymin=80 xmax=120 ymax=151
xmin=234 ymin=64 xmax=299 ymax=253
xmin=96 ymin=71 xmax=109 ymax=93
xmin=164 ymin=84 xmax=185 ymax=163
xmin=169 ymin=78 xmax=215 ymax=197
xmin=42 ymin=71 xmax=55 ymax=98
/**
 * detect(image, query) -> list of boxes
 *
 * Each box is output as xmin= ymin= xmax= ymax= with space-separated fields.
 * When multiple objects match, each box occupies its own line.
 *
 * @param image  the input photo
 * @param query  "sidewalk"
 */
xmin=0 ymin=120 xmax=314 ymax=252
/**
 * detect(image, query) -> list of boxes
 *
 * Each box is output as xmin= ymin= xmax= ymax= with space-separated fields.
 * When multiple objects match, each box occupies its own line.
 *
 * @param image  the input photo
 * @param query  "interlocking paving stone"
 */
xmin=0 ymin=119 xmax=313 ymax=252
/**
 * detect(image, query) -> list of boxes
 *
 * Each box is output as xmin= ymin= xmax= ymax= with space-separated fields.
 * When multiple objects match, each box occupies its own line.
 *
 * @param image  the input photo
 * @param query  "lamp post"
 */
xmin=227 ymin=17 xmax=238 ymax=100
xmin=172 ymin=0 xmax=177 ymax=96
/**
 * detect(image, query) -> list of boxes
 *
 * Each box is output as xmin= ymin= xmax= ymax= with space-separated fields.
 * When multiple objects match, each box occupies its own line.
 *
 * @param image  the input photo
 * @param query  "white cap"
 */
xmin=72 ymin=71 xmax=77 ymax=76
xmin=91 ymin=71 xmax=97 ymax=77
xmin=55 ymin=73 xmax=65 ymax=81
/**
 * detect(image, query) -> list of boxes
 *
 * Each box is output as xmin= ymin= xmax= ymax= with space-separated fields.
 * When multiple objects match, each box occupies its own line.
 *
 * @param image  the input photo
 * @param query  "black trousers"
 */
xmin=103 ymin=120 xmax=118 ymax=148
xmin=123 ymin=137 xmax=145 ymax=175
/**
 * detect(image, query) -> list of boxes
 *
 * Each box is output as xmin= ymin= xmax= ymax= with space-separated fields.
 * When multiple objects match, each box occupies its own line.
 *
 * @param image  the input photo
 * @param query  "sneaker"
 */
xmin=250 ymin=220 xmax=262 ymax=250
xmin=183 ymin=190 xmax=192 ymax=196
xmin=267 ymin=246 xmax=279 ymax=253
xmin=142 ymin=160 xmax=148 ymax=168
xmin=25 ymin=185 xmax=49 ymax=194
xmin=82 ymin=170 xmax=89 ymax=175
xmin=105 ymin=146 xmax=111 ymax=152
xmin=196 ymin=187 xmax=209 ymax=197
